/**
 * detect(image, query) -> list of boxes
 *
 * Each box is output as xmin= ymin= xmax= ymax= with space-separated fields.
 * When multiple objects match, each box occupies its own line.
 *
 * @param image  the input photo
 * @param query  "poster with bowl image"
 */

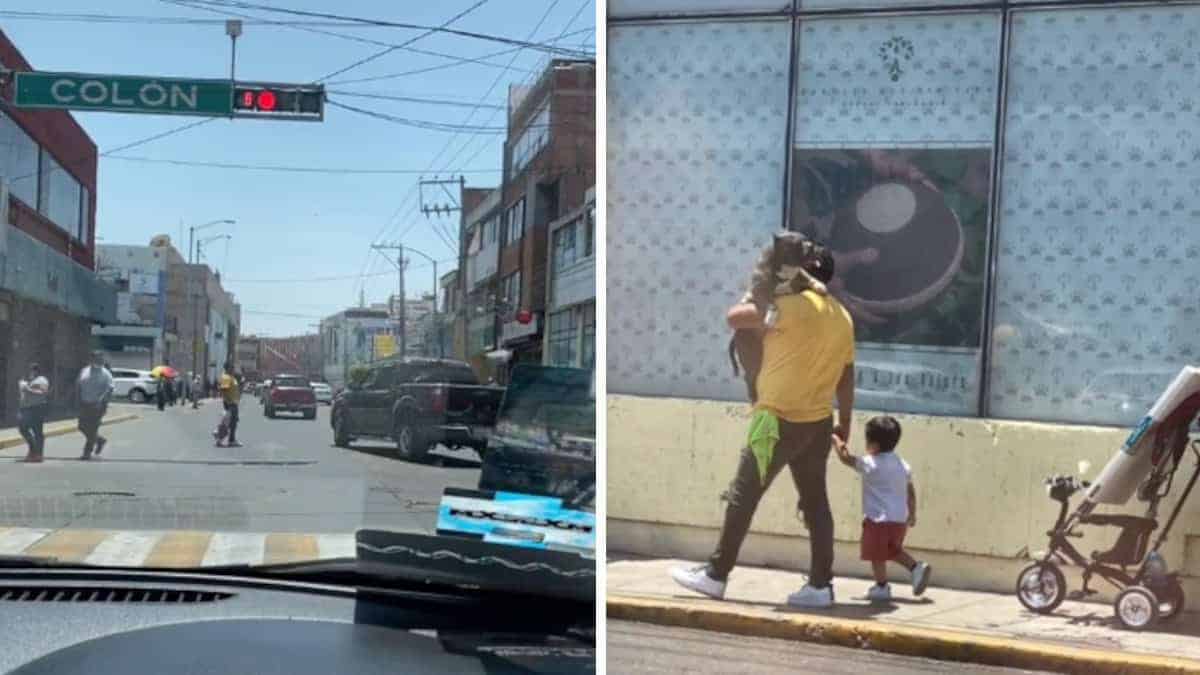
xmin=790 ymin=147 xmax=992 ymax=415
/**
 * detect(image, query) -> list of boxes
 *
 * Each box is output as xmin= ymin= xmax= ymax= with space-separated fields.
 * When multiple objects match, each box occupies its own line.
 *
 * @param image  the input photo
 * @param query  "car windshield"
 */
xmin=500 ymin=366 xmax=595 ymax=438
xmin=274 ymin=377 xmax=309 ymax=388
xmin=0 ymin=1 xmax=597 ymax=605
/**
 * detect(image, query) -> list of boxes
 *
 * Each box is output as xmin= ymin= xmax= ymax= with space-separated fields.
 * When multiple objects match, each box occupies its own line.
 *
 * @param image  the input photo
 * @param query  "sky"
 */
xmin=1 ymin=1 xmax=595 ymax=337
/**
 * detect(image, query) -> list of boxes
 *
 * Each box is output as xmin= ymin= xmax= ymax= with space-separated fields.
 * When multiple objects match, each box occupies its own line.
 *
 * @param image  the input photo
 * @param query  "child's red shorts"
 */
xmin=861 ymin=519 xmax=907 ymax=562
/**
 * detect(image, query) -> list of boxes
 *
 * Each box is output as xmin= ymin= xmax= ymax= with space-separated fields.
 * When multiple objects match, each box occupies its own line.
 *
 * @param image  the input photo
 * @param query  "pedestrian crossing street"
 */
xmin=0 ymin=527 xmax=356 ymax=567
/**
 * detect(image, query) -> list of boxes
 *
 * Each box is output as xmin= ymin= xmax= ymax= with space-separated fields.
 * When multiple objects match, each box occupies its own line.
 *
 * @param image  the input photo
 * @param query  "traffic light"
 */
xmin=231 ymin=82 xmax=324 ymax=121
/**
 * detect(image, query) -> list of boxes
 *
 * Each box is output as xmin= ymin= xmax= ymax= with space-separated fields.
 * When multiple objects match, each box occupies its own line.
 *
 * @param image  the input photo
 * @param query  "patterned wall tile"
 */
xmin=990 ymin=7 xmax=1200 ymax=426
xmin=608 ymin=21 xmax=792 ymax=399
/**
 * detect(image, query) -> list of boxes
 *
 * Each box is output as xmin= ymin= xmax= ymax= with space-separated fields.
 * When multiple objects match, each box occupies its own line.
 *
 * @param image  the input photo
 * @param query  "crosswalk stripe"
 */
xmin=202 ymin=532 xmax=266 ymax=567
xmin=0 ymin=528 xmax=51 ymax=554
xmin=143 ymin=531 xmax=213 ymax=568
xmin=316 ymin=533 xmax=356 ymax=560
xmin=264 ymin=533 xmax=319 ymax=564
xmin=25 ymin=529 xmax=110 ymax=562
xmin=83 ymin=531 xmax=162 ymax=567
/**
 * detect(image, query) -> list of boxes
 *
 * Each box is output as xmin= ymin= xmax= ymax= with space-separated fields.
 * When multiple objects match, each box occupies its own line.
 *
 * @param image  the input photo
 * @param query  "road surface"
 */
xmin=0 ymin=399 xmax=482 ymax=565
xmin=607 ymin=621 xmax=1052 ymax=674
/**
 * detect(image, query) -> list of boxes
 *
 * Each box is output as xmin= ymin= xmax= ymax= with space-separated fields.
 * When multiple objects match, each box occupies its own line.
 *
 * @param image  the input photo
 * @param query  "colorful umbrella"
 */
xmin=151 ymin=366 xmax=178 ymax=379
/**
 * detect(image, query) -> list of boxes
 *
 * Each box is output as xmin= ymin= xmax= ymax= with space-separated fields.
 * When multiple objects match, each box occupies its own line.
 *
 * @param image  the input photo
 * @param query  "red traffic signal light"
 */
xmin=516 ymin=309 xmax=533 ymax=325
xmin=232 ymin=83 xmax=323 ymax=121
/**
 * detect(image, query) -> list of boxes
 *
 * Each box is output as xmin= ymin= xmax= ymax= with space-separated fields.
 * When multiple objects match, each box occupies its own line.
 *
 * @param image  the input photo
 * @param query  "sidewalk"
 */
xmin=608 ymin=556 xmax=1200 ymax=674
xmin=0 ymin=409 xmax=140 ymax=453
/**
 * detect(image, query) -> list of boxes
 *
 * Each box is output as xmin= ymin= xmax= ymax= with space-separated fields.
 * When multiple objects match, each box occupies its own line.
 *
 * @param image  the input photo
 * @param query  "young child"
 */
xmin=833 ymin=415 xmax=932 ymax=601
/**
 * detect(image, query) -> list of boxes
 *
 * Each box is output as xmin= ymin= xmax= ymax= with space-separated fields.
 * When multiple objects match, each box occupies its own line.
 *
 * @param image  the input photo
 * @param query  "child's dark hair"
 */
xmin=865 ymin=416 xmax=902 ymax=453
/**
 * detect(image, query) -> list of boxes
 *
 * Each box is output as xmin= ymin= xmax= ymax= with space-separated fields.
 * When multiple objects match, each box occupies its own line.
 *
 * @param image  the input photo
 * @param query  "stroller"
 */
xmin=1017 ymin=366 xmax=1200 ymax=630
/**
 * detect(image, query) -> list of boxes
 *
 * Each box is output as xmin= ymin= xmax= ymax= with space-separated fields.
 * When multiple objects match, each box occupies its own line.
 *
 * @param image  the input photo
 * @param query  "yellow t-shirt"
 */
xmin=755 ymin=292 xmax=855 ymax=423
xmin=219 ymin=373 xmax=241 ymax=404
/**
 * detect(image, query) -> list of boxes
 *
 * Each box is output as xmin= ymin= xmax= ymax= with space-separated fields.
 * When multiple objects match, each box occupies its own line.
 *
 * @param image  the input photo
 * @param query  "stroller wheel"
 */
xmin=1016 ymin=562 xmax=1066 ymax=614
xmin=1158 ymin=580 xmax=1185 ymax=622
xmin=1114 ymin=586 xmax=1159 ymax=631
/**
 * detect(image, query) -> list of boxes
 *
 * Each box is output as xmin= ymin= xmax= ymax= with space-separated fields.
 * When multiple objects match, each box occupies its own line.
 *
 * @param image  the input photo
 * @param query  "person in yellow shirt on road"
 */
xmin=673 ymin=243 xmax=855 ymax=609
xmin=217 ymin=363 xmax=243 ymax=448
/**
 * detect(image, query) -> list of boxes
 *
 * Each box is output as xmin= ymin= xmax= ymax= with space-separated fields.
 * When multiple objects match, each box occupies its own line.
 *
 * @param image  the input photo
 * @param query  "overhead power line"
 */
xmin=163 ymin=0 xmax=576 ymax=78
xmin=326 ymin=90 xmax=506 ymax=110
xmin=322 ymin=28 xmax=592 ymax=86
xmin=326 ymin=100 xmax=507 ymax=134
xmin=103 ymin=155 xmax=502 ymax=175
xmin=181 ymin=0 xmax=594 ymax=58
xmin=315 ymin=0 xmax=490 ymax=83
xmin=0 ymin=9 xmax=400 ymax=27
xmin=227 ymin=259 xmax=452 ymax=284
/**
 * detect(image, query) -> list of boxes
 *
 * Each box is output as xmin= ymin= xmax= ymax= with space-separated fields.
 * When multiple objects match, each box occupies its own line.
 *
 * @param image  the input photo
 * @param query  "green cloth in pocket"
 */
xmin=747 ymin=409 xmax=780 ymax=485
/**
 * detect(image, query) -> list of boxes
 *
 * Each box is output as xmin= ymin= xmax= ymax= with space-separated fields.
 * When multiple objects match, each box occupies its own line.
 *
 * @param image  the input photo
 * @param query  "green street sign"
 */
xmin=14 ymin=71 xmax=233 ymax=117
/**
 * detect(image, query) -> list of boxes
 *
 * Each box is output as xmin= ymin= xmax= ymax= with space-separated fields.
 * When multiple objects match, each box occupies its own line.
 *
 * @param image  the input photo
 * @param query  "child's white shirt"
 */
xmin=854 ymin=452 xmax=911 ymax=523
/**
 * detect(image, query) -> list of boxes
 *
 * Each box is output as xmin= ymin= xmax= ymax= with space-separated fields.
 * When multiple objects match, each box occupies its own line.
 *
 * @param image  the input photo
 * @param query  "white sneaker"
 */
xmin=911 ymin=562 xmax=932 ymax=596
xmin=867 ymin=583 xmax=892 ymax=603
xmin=786 ymin=584 xmax=834 ymax=608
xmin=670 ymin=565 xmax=726 ymax=600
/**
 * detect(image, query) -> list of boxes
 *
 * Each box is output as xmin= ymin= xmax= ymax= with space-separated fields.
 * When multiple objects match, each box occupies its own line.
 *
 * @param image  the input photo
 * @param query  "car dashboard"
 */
xmin=0 ymin=567 xmax=594 ymax=674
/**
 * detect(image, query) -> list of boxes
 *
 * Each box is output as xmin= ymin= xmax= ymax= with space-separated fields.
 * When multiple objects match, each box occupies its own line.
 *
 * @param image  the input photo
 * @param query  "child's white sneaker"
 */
xmin=867 ymin=583 xmax=892 ymax=603
xmin=670 ymin=565 xmax=726 ymax=600
xmin=786 ymin=584 xmax=834 ymax=608
xmin=911 ymin=562 xmax=932 ymax=596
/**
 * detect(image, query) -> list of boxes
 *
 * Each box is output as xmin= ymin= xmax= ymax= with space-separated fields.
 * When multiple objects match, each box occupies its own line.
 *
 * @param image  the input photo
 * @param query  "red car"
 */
xmin=263 ymin=374 xmax=318 ymax=420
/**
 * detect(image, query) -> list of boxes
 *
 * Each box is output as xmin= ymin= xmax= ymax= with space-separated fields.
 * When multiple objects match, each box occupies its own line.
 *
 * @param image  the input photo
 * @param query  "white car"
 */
xmin=111 ymin=369 xmax=157 ymax=404
xmin=311 ymin=382 xmax=333 ymax=404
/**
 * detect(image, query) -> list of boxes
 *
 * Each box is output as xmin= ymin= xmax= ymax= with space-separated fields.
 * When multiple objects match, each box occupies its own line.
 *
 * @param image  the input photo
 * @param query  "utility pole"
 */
xmin=418 ymin=175 xmax=466 ymax=361
xmin=371 ymin=243 xmax=406 ymax=358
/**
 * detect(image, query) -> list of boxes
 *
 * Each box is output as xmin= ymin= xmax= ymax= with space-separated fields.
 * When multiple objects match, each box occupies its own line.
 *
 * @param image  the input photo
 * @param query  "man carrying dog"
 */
xmin=672 ymin=241 xmax=855 ymax=608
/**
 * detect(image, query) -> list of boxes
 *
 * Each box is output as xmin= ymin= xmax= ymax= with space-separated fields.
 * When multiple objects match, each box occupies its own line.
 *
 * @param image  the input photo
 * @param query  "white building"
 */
xmin=93 ymin=237 xmax=183 ymax=369
xmin=320 ymin=307 xmax=394 ymax=389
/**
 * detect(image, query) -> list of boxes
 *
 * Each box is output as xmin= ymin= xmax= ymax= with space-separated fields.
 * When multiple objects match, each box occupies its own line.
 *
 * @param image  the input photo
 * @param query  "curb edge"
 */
xmin=0 ymin=413 xmax=140 ymax=451
xmin=607 ymin=594 xmax=1200 ymax=674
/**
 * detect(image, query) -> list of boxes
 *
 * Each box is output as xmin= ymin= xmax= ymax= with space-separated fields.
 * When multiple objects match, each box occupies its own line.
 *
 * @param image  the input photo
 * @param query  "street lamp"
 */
xmin=195 ymin=233 xmax=233 ymax=387
xmin=404 ymin=245 xmax=442 ymax=359
xmin=188 ymin=219 xmax=235 ymax=265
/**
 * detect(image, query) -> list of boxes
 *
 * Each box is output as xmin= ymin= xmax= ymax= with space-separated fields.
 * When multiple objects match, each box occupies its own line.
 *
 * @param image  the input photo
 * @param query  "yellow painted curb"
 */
xmin=607 ymin=594 xmax=1200 ymax=675
xmin=0 ymin=414 xmax=140 ymax=451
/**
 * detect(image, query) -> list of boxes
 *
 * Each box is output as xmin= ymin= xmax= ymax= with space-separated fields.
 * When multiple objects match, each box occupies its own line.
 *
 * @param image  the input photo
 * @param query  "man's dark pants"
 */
xmin=18 ymin=404 xmax=46 ymax=458
xmin=224 ymin=401 xmax=239 ymax=444
xmin=78 ymin=402 xmax=106 ymax=458
xmin=707 ymin=416 xmax=835 ymax=588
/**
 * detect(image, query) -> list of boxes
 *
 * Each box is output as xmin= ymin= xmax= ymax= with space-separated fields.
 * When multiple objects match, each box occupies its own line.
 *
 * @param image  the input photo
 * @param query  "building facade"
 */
xmin=544 ymin=187 xmax=595 ymax=370
xmin=0 ymin=29 xmax=117 ymax=423
xmin=237 ymin=334 xmax=260 ymax=381
xmin=320 ymin=307 xmax=393 ymax=389
xmin=258 ymin=334 xmax=321 ymax=381
xmin=93 ymin=236 xmax=190 ymax=370
xmin=458 ymin=187 xmax=502 ymax=377
xmin=163 ymin=263 xmax=238 ymax=389
xmin=497 ymin=59 xmax=596 ymax=367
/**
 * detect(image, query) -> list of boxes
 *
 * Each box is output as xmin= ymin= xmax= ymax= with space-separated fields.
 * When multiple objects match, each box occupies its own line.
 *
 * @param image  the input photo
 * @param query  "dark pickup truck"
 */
xmin=477 ymin=364 xmax=595 ymax=508
xmin=331 ymin=358 xmax=505 ymax=461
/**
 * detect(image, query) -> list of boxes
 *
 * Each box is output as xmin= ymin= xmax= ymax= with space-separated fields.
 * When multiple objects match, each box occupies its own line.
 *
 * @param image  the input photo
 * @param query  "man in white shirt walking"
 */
xmin=77 ymin=351 xmax=114 ymax=460
xmin=18 ymin=363 xmax=50 ymax=463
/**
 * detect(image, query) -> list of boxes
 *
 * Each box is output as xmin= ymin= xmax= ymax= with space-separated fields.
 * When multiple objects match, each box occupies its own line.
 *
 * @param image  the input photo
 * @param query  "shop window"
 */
xmin=0 ymin=113 xmax=38 ymax=209
xmin=37 ymin=149 xmax=82 ymax=236
xmin=988 ymin=7 xmax=1200 ymax=426
xmin=607 ymin=20 xmax=792 ymax=399
xmin=790 ymin=13 xmax=1001 ymax=416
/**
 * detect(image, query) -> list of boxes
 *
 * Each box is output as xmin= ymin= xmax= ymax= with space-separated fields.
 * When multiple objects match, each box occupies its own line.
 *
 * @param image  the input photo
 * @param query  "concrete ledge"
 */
xmin=0 ymin=413 xmax=139 ymax=451
xmin=608 ymin=594 xmax=1200 ymax=675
